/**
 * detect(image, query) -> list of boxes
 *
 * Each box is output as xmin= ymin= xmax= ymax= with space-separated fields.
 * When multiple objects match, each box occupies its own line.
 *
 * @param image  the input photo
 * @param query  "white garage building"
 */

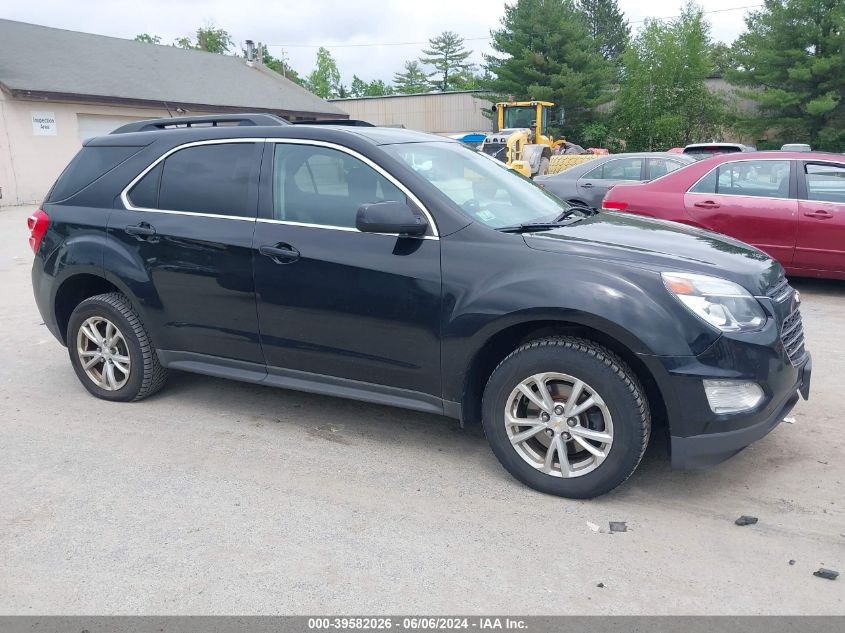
xmin=0 ymin=19 xmax=346 ymax=207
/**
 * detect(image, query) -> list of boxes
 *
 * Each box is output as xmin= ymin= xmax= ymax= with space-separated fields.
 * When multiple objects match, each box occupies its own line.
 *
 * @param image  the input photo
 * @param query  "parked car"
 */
xmin=781 ymin=143 xmax=812 ymax=152
xmin=533 ymin=152 xmax=695 ymax=209
xmin=602 ymin=151 xmax=845 ymax=279
xmin=683 ymin=142 xmax=755 ymax=160
xmin=30 ymin=114 xmax=810 ymax=499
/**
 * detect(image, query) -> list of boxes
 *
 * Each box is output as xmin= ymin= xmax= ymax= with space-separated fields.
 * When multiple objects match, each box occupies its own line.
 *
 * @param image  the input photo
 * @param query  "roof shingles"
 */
xmin=0 ymin=19 xmax=345 ymax=117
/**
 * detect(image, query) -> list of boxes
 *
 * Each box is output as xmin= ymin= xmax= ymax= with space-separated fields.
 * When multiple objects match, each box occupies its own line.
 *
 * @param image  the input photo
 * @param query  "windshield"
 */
xmin=382 ymin=141 xmax=573 ymax=229
xmin=502 ymin=106 xmax=536 ymax=130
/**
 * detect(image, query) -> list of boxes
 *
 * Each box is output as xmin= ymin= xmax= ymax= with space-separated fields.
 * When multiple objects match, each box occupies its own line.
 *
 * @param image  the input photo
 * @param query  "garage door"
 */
xmin=76 ymin=114 xmax=145 ymax=142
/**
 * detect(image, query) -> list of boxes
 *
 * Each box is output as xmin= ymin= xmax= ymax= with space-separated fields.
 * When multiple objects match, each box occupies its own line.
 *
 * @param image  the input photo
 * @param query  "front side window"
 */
xmin=382 ymin=141 xmax=573 ymax=229
xmin=272 ymin=144 xmax=406 ymax=227
xmin=502 ymin=106 xmax=536 ymax=130
xmin=133 ymin=142 xmax=259 ymax=216
xmin=805 ymin=163 xmax=845 ymax=203
xmin=690 ymin=160 xmax=791 ymax=199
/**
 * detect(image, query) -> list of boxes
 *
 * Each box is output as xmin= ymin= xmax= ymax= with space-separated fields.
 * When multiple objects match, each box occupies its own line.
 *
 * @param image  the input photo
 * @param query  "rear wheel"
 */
xmin=67 ymin=292 xmax=167 ymax=402
xmin=482 ymin=337 xmax=650 ymax=498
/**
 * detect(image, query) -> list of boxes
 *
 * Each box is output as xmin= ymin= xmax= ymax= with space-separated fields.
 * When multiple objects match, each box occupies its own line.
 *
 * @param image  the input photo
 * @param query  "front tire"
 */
xmin=482 ymin=337 xmax=650 ymax=498
xmin=67 ymin=292 xmax=167 ymax=402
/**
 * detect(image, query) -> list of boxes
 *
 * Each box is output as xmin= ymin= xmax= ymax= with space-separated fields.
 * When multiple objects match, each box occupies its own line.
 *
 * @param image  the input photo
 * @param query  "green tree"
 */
xmin=578 ymin=0 xmax=630 ymax=61
xmin=710 ymin=42 xmax=734 ymax=76
xmin=134 ymin=33 xmax=161 ymax=44
xmin=361 ymin=79 xmax=393 ymax=96
xmin=306 ymin=46 xmax=342 ymax=98
xmin=350 ymin=76 xmax=369 ymax=97
xmin=393 ymin=61 xmax=430 ymax=94
xmin=730 ymin=0 xmax=845 ymax=150
xmin=174 ymin=25 xmax=234 ymax=54
xmin=485 ymin=0 xmax=615 ymax=135
xmin=421 ymin=31 xmax=473 ymax=92
xmin=613 ymin=3 xmax=724 ymax=150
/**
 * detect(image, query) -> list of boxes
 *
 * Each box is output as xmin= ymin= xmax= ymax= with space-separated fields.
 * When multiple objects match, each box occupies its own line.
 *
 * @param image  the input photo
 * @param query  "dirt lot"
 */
xmin=1 ymin=204 xmax=842 ymax=614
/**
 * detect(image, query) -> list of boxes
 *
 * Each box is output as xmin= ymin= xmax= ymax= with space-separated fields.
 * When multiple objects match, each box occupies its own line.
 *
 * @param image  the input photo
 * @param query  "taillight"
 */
xmin=602 ymin=200 xmax=628 ymax=211
xmin=27 ymin=209 xmax=49 ymax=254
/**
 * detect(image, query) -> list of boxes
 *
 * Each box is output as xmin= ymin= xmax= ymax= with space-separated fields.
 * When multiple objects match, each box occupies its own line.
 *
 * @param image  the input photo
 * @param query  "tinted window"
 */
xmin=805 ymin=163 xmax=845 ymax=203
xmin=272 ymin=144 xmax=405 ymax=227
xmin=128 ymin=163 xmax=162 ymax=208
xmin=648 ymin=158 xmax=684 ymax=179
xmin=157 ymin=143 xmax=258 ymax=216
xmin=49 ymin=146 xmax=141 ymax=201
xmin=690 ymin=160 xmax=791 ymax=198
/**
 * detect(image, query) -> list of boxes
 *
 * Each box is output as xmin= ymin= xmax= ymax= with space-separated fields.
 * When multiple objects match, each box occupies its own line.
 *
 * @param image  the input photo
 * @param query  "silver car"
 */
xmin=534 ymin=152 xmax=695 ymax=209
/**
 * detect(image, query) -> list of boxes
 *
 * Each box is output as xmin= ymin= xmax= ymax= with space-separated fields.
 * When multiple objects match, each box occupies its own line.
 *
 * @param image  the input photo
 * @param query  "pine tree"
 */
xmin=485 ymin=0 xmax=614 ymax=135
xmin=578 ymin=0 xmax=630 ymax=61
xmin=420 ymin=31 xmax=473 ymax=92
xmin=730 ymin=0 xmax=845 ymax=150
xmin=393 ymin=61 xmax=431 ymax=94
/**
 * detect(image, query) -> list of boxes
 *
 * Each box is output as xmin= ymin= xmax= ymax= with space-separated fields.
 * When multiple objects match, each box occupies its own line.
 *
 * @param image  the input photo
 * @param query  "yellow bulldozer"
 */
xmin=481 ymin=101 xmax=599 ymax=177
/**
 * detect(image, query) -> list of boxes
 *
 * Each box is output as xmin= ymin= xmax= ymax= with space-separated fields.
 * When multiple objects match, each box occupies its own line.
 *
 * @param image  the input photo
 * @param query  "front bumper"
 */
xmin=638 ymin=315 xmax=811 ymax=470
xmin=671 ymin=355 xmax=810 ymax=469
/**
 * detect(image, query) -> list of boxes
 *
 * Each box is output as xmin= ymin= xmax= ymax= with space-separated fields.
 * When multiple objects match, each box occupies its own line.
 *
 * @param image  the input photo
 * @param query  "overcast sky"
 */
xmin=3 ymin=0 xmax=758 ymax=83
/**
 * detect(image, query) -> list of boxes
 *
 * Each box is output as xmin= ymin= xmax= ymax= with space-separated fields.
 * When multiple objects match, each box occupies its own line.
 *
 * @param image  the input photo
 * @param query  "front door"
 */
xmin=252 ymin=141 xmax=442 ymax=398
xmin=684 ymin=158 xmax=798 ymax=265
xmin=107 ymin=140 xmax=263 ymax=362
xmin=794 ymin=161 xmax=845 ymax=274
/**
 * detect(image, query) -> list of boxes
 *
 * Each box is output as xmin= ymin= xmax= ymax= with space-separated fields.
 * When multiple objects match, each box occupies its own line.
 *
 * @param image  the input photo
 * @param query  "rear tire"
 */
xmin=67 ymin=292 xmax=167 ymax=402
xmin=482 ymin=337 xmax=650 ymax=498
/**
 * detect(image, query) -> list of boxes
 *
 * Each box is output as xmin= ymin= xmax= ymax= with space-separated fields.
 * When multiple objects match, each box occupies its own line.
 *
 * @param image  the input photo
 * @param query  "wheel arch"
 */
xmin=53 ymin=273 xmax=122 ymax=345
xmin=460 ymin=319 xmax=669 ymax=440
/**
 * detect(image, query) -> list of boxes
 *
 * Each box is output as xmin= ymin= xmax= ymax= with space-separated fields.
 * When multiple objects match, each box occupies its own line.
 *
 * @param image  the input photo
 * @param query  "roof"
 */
xmin=330 ymin=89 xmax=488 ymax=102
xmin=0 ymin=19 xmax=346 ymax=118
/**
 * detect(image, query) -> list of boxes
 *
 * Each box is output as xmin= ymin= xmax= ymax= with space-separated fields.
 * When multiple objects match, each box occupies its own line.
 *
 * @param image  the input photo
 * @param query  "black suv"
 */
xmin=30 ymin=114 xmax=811 ymax=498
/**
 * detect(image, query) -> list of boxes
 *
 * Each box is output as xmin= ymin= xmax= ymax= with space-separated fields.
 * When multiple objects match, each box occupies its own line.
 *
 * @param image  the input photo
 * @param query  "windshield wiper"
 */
xmin=496 ymin=219 xmax=581 ymax=234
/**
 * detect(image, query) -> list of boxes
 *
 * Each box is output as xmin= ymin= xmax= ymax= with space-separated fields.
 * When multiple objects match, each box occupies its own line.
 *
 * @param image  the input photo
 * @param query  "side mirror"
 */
xmin=356 ymin=201 xmax=428 ymax=236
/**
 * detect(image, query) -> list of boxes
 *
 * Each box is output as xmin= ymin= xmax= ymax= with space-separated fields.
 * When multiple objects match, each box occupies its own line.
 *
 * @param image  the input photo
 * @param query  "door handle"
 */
xmin=581 ymin=182 xmax=594 ymax=188
xmin=804 ymin=210 xmax=833 ymax=219
xmin=125 ymin=222 xmax=156 ymax=239
xmin=259 ymin=243 xmax=300 ymax=263
xmin=694 ymin=201 xmax=721 ymax=209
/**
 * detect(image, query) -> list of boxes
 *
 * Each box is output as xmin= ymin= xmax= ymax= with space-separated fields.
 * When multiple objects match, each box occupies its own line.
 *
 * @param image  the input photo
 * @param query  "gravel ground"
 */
xmin=1 ymin=204 xmax=842 ymax=614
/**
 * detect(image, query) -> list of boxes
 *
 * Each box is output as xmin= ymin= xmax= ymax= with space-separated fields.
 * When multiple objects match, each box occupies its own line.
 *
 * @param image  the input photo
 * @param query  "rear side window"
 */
xmin=805 ymin=163 xmax=845 ymax=203
xmin=127 ymin=163 xmax=162 ymax=208
xmin=154 ymin=143 xmax=259 ymax=217
xmin=49 ymin=146 xmax=141 ymax=202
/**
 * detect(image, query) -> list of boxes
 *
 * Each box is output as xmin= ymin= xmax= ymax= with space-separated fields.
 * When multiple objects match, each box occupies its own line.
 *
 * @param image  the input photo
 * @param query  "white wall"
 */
xmin=0 ymin=94 xmax=215 ymax=206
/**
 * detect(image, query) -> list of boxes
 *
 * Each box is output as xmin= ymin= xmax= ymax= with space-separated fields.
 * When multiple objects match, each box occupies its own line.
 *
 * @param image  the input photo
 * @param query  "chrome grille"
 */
xmin=766 ymin=276 xmax=791 ymax=303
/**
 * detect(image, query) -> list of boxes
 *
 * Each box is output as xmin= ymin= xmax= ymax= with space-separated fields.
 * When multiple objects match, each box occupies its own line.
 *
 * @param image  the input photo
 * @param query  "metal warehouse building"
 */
xmin=332 ymin=90 xmax=493 ymax=136
xmin=0 ymin=19 xmax=346 ymax=207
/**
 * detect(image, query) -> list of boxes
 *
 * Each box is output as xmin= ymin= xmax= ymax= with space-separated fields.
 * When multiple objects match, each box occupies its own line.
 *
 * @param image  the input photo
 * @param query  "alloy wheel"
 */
xmin=76 ymin=316 xmax=131 ymax=391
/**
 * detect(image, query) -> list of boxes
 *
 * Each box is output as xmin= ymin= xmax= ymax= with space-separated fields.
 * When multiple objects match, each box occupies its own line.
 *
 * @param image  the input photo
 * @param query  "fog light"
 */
xmin=703 ymin=380 xmax=764 ymax=414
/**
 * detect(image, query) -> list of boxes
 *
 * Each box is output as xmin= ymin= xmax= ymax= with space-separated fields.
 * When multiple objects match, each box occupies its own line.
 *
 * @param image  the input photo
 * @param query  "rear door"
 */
xmin=107 ymin=140 xmax=263 ymax=363
xmin=794 ymin=161 xmax=845 ymax=274
xmin=683 ymin=158 xmax=798 ymax=264
xmin=576 ymin=157 xmax=644 ymax=208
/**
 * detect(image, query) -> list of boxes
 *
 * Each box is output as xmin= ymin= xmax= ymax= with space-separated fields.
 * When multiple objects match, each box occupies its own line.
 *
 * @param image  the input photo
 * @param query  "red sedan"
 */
xmin=602 ymin=151 xmax=845 ymax=280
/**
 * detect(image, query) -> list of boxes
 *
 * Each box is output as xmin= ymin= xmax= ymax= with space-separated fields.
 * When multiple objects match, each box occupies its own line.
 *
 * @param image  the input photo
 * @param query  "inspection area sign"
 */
xmin=31 ymin=111 xmax=57 ymax=136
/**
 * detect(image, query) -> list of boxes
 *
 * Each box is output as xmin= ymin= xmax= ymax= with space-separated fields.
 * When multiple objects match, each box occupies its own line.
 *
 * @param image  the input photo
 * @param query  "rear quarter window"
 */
xmin=48 ymin=146 xmax=142 ymax=202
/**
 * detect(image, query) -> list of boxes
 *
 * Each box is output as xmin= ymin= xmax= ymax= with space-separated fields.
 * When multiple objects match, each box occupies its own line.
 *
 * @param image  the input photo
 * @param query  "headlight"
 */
xmin=662 ymin=272 xmax=766 ymax=332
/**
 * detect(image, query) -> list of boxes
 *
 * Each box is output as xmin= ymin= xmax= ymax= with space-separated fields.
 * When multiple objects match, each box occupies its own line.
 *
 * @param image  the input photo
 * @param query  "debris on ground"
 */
xmin=609 ymin=521 xmax=627 ymax=533
xmin=596 ymin=582 xmax=606 ymax=588
xmin=789 ymin=560 xmax=796 ymax=566
xmin=813 ymin=568 xmax=839 ymax=581
xmin=783 ymin=417 xmax=796 ymax=424
xmin=586 ymin=521 xmax=611 ymax=534
xmin=735 ymin=515 xmax=759 ymax=526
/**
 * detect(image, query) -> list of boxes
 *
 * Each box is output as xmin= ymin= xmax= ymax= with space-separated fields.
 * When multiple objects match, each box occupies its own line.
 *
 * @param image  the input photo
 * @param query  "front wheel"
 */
xmin=482 ymin=337 xmax=650 ymax=498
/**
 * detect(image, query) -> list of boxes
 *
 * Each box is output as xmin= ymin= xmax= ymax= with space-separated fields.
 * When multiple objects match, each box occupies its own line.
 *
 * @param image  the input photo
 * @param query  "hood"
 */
xmin=523 ymin=212 xmax=783 ymax=294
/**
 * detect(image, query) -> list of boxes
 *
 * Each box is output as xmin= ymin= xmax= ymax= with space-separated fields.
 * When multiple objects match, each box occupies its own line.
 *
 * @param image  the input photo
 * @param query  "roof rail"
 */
xmin=292 ymin=119 xmax=375 ymax=127
xmin=111 ymin=113 xmax=290 ymax=134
